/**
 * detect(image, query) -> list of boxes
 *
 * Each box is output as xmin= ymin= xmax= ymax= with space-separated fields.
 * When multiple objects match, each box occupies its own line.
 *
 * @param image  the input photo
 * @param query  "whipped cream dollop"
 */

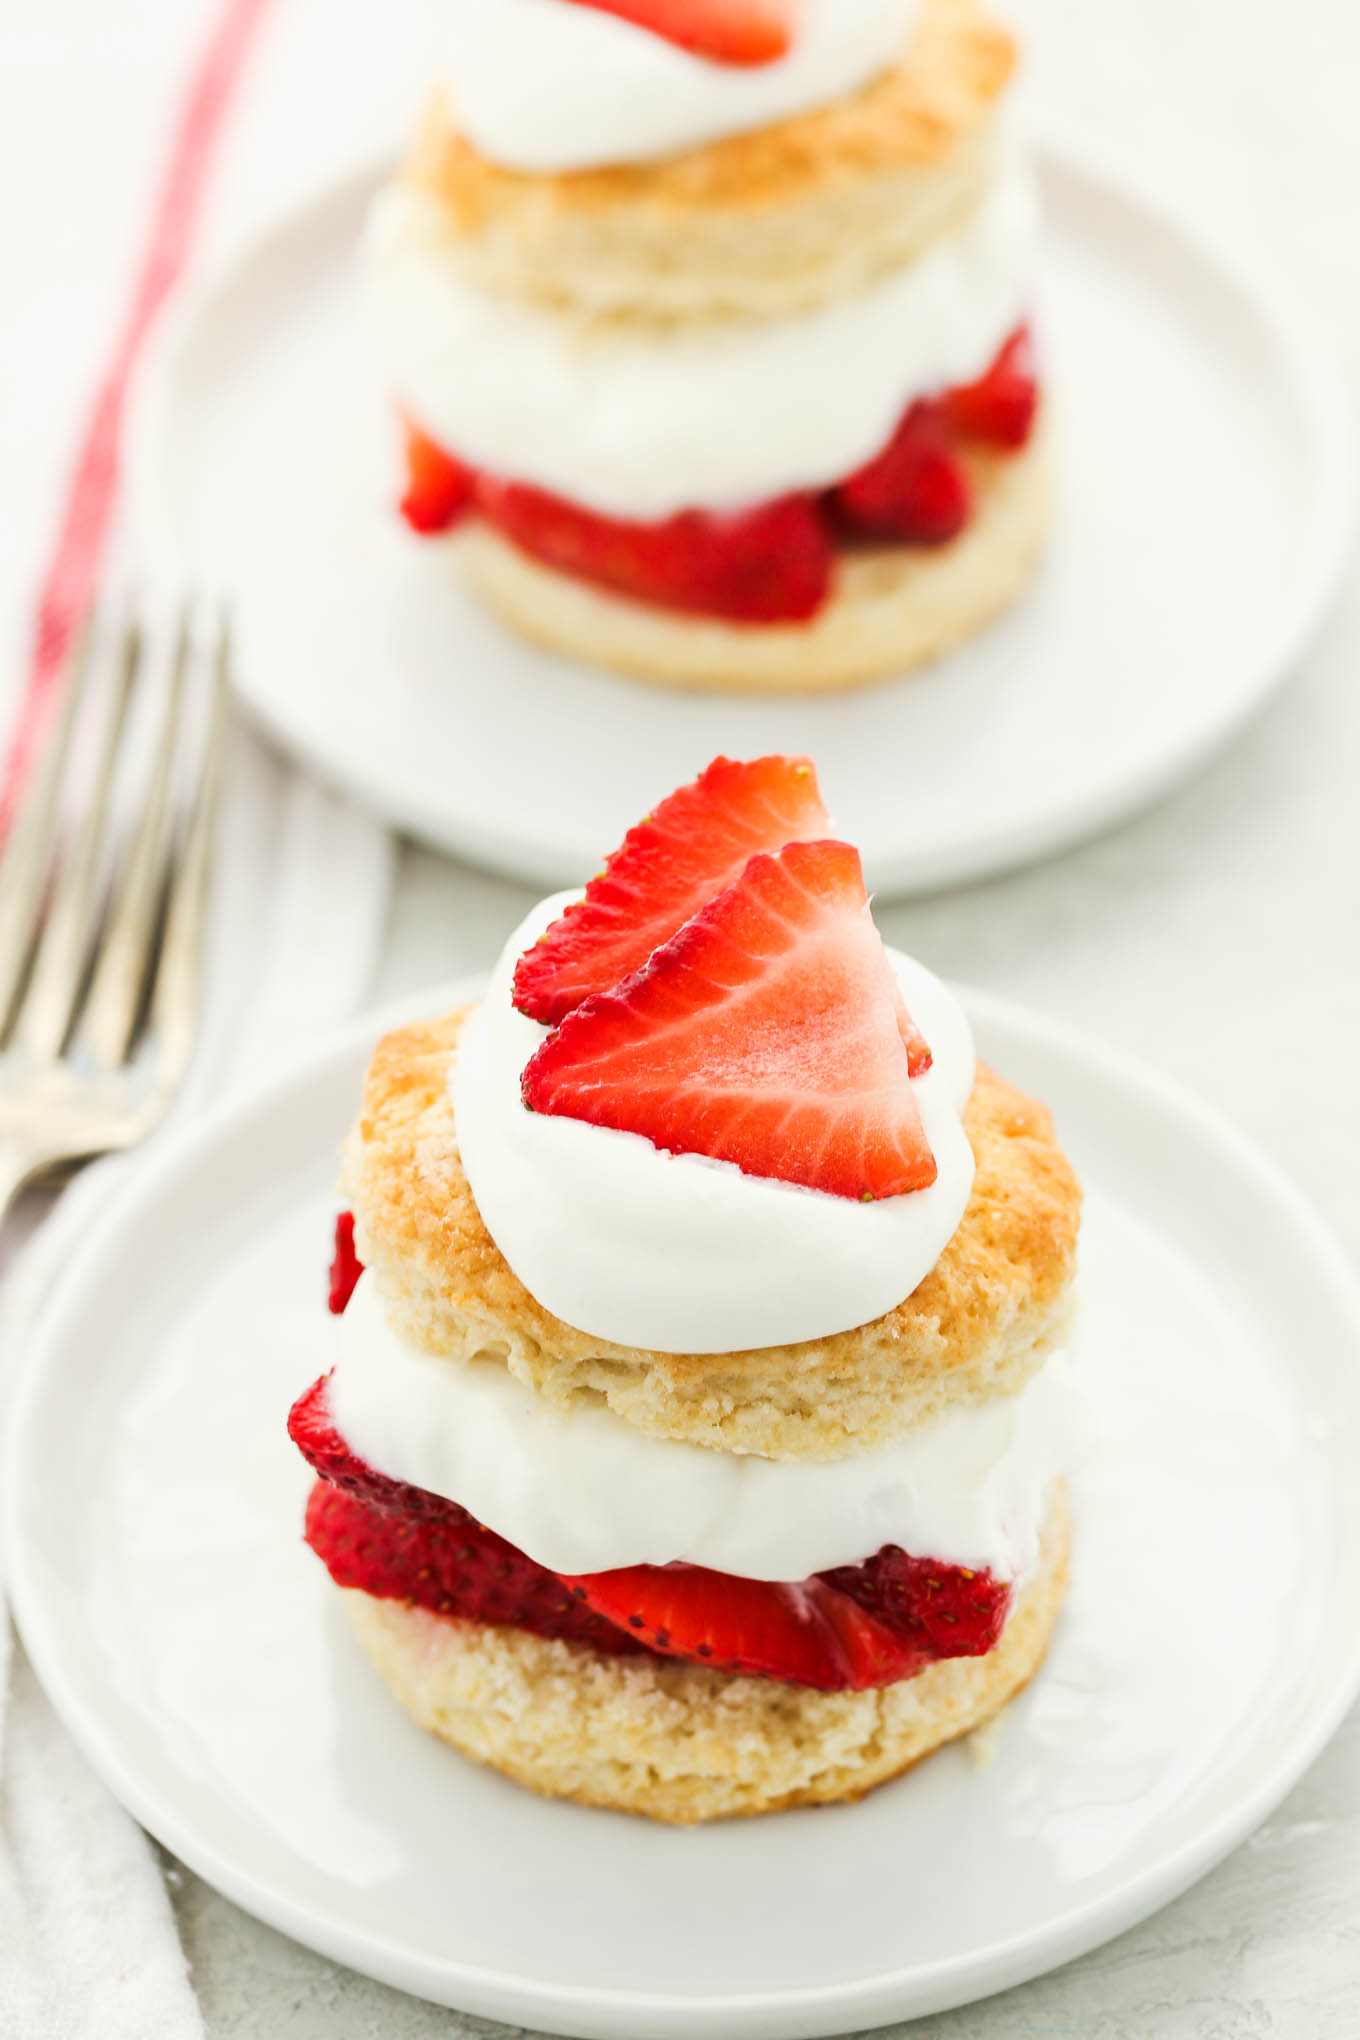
xmin=363 ymin=159 xmax=1039 ymax=520
xmin=441 ymin=0 xmax=920 ymax=174
xmin=450 ymin=893 xmax=976 ymax=1356
xmin=329 ymin=1274 xmax=1083 ymax=1580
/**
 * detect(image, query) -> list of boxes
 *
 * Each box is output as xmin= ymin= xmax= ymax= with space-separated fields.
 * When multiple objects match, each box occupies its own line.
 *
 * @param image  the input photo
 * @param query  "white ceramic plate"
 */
xmin=133 ymin=147 xmax=1349 ymax=894
xmin=10 ymin=982 xmax=1360 ymax=2037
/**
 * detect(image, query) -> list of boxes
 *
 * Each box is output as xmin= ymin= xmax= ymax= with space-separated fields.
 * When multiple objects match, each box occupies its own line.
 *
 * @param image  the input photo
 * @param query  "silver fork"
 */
xmin=0 ymin=603 xmax=229 ymax=1219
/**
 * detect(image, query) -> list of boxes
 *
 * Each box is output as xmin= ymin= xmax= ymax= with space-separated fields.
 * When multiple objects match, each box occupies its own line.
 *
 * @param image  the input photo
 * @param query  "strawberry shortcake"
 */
xmin=364 ymin=0 xmax=1049 ymax=693
xmin=289 ymin=756 xmax=1082 ymax=1820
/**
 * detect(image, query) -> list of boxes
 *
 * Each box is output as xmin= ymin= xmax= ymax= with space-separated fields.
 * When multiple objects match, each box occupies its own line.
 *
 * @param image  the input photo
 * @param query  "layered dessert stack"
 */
xmin=289 ymin=756 xmax=1083 ymax=1820
xmin=364 ymin=0 xmax=1048 ymax=691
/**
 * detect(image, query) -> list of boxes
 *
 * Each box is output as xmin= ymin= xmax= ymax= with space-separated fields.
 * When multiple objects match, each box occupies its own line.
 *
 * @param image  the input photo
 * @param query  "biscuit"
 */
xmin=409 ymin=0 xmax=1016 ymax=320
xmin=342 ymin=1487 xmax=1068 ymax=1822
xmin=340 ymin=993 xmax=1081 ymax=1462
xmin=448 ymin=425 xmax=1048 ymax=694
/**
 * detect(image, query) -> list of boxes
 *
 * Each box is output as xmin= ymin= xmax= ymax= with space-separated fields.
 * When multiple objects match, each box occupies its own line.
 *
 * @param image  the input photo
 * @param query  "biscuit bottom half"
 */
xmin=342 ymin=1488 xmax=1069 ymax=1824
xmin=447 ymin=428 xmax=1049 ymax=698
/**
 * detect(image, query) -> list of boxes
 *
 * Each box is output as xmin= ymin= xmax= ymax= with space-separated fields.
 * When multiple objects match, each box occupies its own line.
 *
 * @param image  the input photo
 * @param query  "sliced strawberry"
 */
xmin=512 ymin=755 xmax=832 ymax=1026
xmin=514 ymin=754 xmax=931 ymax=1073
xmin=942 ymin=324 xmax=1039 ymax=451
xmin=821 ymin=1546 xmax=1013 ymax=1665
xmin=562 ymin=1562 xmax=878 ymax=1687
xmin=328 ymin=1211 xmax=364 ymax=1315
xmin=289 ymin=1374 xmax=455 ymax=1520
xmin=399 ymin=421 xmax=476 ymax=535
xmin=294 ymin=1378 xmax=1010 ymax=1686
xmin=565 ymin=0 xmax=791 ymax=65
xmin=475 ymin=476 xmax=833 ymax=624
xmin=522 ymin=839 xmax=936 ymax=1200
xmin=830 ymin=400 xmax=971 ymax=546
xmin=304 ymin=1480 xmax=648 ymax=1655
xmin=890 ymin=985 xmax=933 ymax=1082
xmin=566 ymin=1546 xmax=1011 ymax=1690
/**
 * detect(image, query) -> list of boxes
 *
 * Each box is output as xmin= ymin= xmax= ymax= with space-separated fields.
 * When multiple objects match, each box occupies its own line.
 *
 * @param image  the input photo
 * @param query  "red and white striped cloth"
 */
xmin=2 ymin=0 xmax=272 ymax=829
xmin=0 ymin=2 xmax=405 ymax=2031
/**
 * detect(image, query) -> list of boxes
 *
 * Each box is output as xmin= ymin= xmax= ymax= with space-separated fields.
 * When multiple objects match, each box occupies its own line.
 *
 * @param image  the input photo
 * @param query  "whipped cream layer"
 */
xmin=329 ymin=1274 xmax=1082 ymax=1580
xmin=363 ymin=159 xmax=1039 ymax=521
xmin=441 ymin=0 xmax=920 ymax=174
xmin=450 ymin=893 xmax=976 ymax=1356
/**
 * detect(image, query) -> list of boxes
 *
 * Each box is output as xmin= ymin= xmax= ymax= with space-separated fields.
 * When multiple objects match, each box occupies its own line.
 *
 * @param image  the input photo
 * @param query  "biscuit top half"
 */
xmin=341 ymin=1007 xmax=1081 ymax=1465
xmin=392 ymin=0 xmax=1019 ymax=323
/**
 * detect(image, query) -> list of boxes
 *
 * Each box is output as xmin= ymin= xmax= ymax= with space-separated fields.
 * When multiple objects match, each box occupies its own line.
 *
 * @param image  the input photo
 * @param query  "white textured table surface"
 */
xmin=4 ymin=0 xmax=1360 ymax=2033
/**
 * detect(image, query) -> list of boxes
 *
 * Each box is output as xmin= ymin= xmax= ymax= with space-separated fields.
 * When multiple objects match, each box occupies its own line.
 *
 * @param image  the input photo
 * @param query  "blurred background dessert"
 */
xmin=364 ymin=0 xmax=1050 ymax=691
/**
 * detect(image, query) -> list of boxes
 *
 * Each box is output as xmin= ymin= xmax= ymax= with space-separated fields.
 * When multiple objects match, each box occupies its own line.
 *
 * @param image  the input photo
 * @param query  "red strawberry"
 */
xmin=830 ymin=400 xmax=971 ymax=546
xmin=566 ymin=1546 xmax=1011 ymax=1690
xmin=304 ymin=1480 xmax=648 ymax=1655
xmin=475 ymin=476 xmax=833 ymax=623
xmin=328 ymin=1211 xmax=363 ymax=1315
xmin=890 ymin=982 xmax=933 ymax=1082
xmin=942 ymin=324 xmax=1039 ymax=450
xmin=562 ymin=1562 xmax=882 ymax=1687
xmin=512 ymin=755 xmax=832 ymax=1026
xmin=522 ymin=838 xmax=937 ymax=1200
xmin=564 ymin=0 xmax=791 ymax=65
xmin=821 ymin=1545 xmax=1012 ymax=1665
xmin=289 ymin=1374 xmax=456 ymax=1520
xmin=399 ymin=421 xmax=476 ymax=535
xmin=293 ymin=1381 xmax=1010 ymax=1686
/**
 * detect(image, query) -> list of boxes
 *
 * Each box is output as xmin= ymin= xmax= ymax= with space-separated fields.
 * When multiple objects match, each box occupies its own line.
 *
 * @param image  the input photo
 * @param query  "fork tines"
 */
xmin=0 ymin=601 xmax=228 ymax=1084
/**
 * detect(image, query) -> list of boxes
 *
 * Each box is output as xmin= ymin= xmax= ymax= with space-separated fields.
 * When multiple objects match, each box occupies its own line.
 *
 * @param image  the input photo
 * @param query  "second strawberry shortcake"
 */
xmin=289 ymin=756 xmax=1082 ymax=1820
xmin=364 ymin=0 xmax=1048 ymax=692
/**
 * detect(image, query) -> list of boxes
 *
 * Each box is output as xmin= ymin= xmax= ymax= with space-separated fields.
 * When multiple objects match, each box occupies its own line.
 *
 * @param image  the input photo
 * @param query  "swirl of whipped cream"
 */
xmin=441 ymin=0 xmax=920 ymax=175
xmin=363 ymin=159 xmax=1038 ymax=520
xmin=450 ymin=893 xmax=976 ymax=1356
xmin=328 ymin=1274 xmax=1083 ymax=1579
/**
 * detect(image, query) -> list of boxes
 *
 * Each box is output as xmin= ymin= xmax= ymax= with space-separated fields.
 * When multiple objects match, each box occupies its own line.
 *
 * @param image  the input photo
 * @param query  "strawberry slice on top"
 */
xmin=522 ymin=837 xmax=937 ymax=1201
xmin=513 ymin=754 xmax=831 ymax=1026
xmin=564 ymin=0 xmax=793 ymax=66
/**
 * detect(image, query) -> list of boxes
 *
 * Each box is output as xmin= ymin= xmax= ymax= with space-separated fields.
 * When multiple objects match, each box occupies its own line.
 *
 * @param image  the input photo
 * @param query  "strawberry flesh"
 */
xmin=522 ymin=838 xmax=937 ymax=1200
xmin=943 ymin=323 xmax=1039 ymax=450
xmin=399 ymin=422 xmax=476 ymax=536
xmin=564 ymin=0 xmax=792 ymax=64
xmin=289 ymin=1372 xmax=455 ymax=1520
xmin=513 ymin=754 xmax=832 ymax=1025
xmin=830 ymin=401 xmax=971 ymax=546
xmin=559 ymin=1562 xmax=910 ymax=1688
xmin=476 ymin=477 xmax=833 ymax=624
xmin=567 ymin=1552 xmax=1011 ymax=1690
xmin=822 ymin=1545 xmax=1012 ymax=1666
xmin=304 ymin=1480 xmax=648 ymax=1655
xmin=328 ymin=1211 xmax=364 ymax=1315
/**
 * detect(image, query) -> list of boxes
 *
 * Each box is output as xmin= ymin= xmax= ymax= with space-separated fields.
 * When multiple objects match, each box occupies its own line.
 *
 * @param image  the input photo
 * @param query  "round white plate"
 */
xmin=133 ymin=147 xmax=1349 ymax=894
xmin=10 ymin=983 xmax=1360 ymax=2037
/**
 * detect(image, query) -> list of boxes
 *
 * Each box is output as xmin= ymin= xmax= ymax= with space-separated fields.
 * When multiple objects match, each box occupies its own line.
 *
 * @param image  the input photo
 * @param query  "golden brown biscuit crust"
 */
xmin=343 ymin=1489 xmax=1069 ymax=1823
xmin=450 ymin=425 xmax=1049 ymax=695
xmin=341 ymin=992 xmax=1081 ymax=1462
xmin=399 ymin=0 xmax=1017 ymax=321
xmin=415 ymin=0 xmax=1014 ymax=227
